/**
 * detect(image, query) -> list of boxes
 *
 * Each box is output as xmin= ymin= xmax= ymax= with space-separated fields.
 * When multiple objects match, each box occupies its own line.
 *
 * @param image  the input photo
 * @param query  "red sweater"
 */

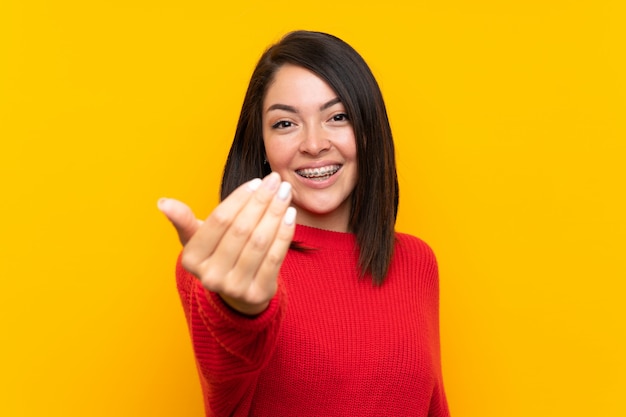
xmin=176 ymin=225 xmax=450 ymax=416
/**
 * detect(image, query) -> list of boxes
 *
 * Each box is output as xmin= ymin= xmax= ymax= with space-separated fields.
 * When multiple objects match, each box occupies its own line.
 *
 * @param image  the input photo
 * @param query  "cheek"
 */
xmin=340 ymin=133 xmax=358 ymax=160
xmin=264 ymin=138 xmax=292 ymax=168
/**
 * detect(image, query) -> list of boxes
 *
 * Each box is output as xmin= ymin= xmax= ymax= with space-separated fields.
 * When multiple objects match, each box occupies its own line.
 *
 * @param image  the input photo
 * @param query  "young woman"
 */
xmin=158 ymin=30 xmax=450 ymax=416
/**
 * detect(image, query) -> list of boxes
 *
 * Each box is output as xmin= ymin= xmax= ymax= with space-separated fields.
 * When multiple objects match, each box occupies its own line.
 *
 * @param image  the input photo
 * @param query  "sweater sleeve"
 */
xmin=175 ymin=253 xmax=285 ymax=416
xmin=422 ymin=243 xmax=451 ymax=417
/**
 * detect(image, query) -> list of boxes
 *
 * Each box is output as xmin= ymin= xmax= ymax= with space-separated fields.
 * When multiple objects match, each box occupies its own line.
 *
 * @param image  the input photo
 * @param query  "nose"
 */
xmin=299 ymin=125 xmax=331 ymax=156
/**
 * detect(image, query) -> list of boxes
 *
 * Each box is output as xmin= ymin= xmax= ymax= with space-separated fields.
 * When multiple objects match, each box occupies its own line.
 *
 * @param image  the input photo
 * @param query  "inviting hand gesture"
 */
xmin=158 ymin=172 xmax=296 ymax=315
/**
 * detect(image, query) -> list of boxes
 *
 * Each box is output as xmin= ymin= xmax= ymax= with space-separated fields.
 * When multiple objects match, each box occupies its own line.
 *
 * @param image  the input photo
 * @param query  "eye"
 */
xmin=331 ymin=113 xmax=350 ymax=122
xmin=271 ymin=120 xmax=294 ymax=129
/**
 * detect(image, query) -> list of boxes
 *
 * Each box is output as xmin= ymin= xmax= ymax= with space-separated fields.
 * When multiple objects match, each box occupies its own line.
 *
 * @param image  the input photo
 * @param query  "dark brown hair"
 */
xmin=220 ymin=30 xmax=399 ymax=285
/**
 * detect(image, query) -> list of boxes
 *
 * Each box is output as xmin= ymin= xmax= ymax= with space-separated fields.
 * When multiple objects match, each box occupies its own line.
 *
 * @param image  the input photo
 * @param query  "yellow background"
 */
xmin=2 ymin=1 xmax=624 ymax=416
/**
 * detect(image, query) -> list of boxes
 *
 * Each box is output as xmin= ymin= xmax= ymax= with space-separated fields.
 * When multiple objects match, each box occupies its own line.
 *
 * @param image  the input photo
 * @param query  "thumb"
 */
xmin=157 ymin=198 xmax=203 ymax=246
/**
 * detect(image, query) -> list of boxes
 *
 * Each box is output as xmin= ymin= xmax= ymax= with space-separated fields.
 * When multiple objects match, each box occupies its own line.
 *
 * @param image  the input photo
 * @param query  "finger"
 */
xmin=182 ymin=177 xmax=263 ymax=273
xmin=249 ymin=206 xmax=296 ymax=297
xmin=157 ymin=198 xmax=202 ymax=246
xmin=207 ymin=173 xmax=282 ymax=278
xmin=218 ymin=206 xmax=296 ymax=312
xmin=223 ymin=180 xmax=293 ymax=298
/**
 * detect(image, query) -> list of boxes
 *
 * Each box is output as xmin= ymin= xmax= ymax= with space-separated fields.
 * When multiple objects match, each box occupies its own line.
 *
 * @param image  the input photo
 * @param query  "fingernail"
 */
xmin=157 ymin=198 xmax=168 ymax=210
xmin=247 ymin=178 xmax=262 ymax=191
xmin=284 ymin=207 xmax=296 ymax=226
xmin=277 ymin=181 xmax=291 ymax=200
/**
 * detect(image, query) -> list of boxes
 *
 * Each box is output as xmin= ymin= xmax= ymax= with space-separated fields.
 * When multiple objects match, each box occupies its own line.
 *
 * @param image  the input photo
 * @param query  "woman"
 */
xmin=158 ymin=30 xmax=450 ymax=416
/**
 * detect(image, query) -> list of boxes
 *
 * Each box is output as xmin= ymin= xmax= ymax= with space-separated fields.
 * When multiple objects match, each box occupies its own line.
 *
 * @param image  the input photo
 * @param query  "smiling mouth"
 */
xmin=296 ymin=165 xmax=341 ymax=181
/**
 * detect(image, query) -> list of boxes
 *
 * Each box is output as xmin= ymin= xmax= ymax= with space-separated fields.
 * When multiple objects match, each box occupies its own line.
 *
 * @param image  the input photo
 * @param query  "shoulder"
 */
xmin=394 ymin=232 xmax=437 ymax=260
xmin=391 ymin=232 xmax=439 ymax=277
xmin=389 ymin=232 xmax=440 ymax=291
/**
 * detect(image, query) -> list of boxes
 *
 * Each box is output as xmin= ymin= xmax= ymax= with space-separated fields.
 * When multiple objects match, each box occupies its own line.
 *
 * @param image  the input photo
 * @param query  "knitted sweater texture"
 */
xmin=176 ymin=225 xmax=450 ymax=416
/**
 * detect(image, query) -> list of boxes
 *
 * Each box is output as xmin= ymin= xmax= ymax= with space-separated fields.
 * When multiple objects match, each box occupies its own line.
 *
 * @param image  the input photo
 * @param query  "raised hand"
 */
xmin=158 ymin=172 xmax=296 ymax=315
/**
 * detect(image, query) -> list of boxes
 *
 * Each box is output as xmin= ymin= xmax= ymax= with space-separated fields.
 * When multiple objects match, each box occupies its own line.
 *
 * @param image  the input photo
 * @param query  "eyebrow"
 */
xmin=266 ymin=97 xmax=342 ymax=114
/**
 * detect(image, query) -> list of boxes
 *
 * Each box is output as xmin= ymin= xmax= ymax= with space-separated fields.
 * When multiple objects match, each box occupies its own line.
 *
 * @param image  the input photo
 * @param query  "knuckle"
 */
xmin=249 ymin=280 xmax=277 ymax=305
xmin=276 ymin=227 xmax=295 ymax=242
xmin=265 ymin=251 xmax=284 ymax=268
xmin=201 ymin=279 xmax=221 ymax=294
xmin=249 ymin=233 xmax=270 ymax=251
xmin=200 ymin=267 xmax=222 ymax=291
xmin=244 ymin=293 xmax=264 ymax=306
xmin=181 ymin=249 xmax=199 ymax=273
xmin=267 ymin=201 xmax=285 ymax=217
xmin=221 ymin=280 xmax=245 ymax=300
xmin=266 ymin=282 xmax=278 ymax=298
xmin=252 ymin=189 xmax=272 ymax=204
xmin=231 ymin=221 xmax=252 ymax=238
xmin=210 ymin=208 xmax=231 ymax=228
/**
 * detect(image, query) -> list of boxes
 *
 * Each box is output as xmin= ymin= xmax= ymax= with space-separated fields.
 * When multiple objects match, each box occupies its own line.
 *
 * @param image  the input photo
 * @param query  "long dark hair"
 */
xmin=221 ymin=30 xmax=399 ymax=285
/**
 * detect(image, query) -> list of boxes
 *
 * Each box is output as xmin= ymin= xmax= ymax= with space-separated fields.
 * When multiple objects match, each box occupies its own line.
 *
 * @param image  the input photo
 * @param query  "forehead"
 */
xmin=263 ymin=64 xmax=337 ymax=107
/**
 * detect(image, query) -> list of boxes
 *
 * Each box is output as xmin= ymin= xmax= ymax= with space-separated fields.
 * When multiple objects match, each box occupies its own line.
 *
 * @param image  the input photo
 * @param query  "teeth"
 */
xmin=296 ymin=165 xmax=340 ymax=179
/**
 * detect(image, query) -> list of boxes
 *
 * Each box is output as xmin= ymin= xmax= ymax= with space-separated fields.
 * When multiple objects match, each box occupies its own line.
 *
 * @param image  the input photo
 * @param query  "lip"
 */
xmin=293 ymin=161 xmax=343 ymax=188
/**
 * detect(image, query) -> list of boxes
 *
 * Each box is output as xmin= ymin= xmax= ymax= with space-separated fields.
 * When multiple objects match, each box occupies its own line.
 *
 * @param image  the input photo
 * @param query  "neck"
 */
xmin=293 ymin=208 xmax=351 ymax=233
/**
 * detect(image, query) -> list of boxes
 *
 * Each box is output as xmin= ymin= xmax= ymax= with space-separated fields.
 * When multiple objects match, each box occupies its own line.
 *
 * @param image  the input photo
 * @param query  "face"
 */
xmin=262 ymin=64 xmax=358 ymax=232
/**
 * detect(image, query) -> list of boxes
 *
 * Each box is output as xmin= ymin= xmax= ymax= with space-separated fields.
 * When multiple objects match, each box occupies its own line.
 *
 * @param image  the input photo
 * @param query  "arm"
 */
xmin=423 ymin=245 xmax=451 ymax=417
xmin=176 ymin=259 xmax=285 ymax=415
xmin=159 ymin=173 xmax=296 ymax=415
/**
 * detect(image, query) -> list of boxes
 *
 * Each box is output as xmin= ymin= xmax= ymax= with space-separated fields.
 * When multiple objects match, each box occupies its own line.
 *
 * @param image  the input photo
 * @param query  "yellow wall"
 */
xmin=2 ymin=1 xmax=624 ymax=416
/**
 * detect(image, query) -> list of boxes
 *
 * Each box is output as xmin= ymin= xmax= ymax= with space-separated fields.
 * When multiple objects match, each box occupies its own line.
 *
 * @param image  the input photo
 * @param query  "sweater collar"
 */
xmin=293 ymin=224 xmax=357 ymax=250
